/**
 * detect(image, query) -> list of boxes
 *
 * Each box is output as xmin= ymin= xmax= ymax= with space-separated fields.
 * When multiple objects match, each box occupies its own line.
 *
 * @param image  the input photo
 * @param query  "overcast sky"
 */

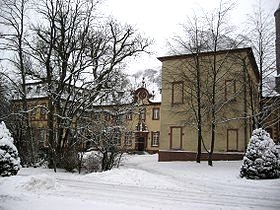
xmin=101 ymin=0 xmax=279 ymax=74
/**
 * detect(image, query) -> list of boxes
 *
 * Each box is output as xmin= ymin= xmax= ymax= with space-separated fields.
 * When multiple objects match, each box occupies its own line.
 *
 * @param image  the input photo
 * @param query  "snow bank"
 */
xmin=1 ymin=155 xmax=280 ymax=210
xmin=84 ymin=168 xmax=179 ymax=189
xmin=18 ymin=174 xmax=60 ymax=192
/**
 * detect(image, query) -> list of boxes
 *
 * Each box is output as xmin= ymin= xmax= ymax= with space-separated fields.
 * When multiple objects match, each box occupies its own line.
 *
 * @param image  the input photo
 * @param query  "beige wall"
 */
xmin=91 ymin=91 xmax=161 ymax=152
xmin=160 ymin=49 xmax=259 ymax=153
xmin=125 ymin=100 xmax=161 ymax=152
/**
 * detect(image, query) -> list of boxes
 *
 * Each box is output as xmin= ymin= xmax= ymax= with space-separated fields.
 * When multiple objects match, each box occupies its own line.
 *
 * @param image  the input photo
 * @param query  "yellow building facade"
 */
xmin=12 ymin=82 xmax=161 ymax=153
xmin=157 ymin=48 xmax=260 ymax=161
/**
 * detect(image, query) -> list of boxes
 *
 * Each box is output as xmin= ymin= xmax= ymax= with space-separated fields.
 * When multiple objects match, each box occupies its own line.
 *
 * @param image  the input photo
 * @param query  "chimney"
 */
xmin=275 ymin=4 xmax=280 ymax=93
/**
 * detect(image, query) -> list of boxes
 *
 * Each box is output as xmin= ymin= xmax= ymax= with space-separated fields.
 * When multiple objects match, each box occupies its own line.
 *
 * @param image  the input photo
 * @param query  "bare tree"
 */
xmin=169 ymin=15 xmax=206 ymax=163
xmin=168 ymin=1 xmax=239 ymax=165
xmin=246 ymin=0 xmax=275 ymax=126
xmin=0 ymin=0 xmax=36 ymax=165
xmin=77 ymin=76 xmax=135 ymax=172
xmin=29 ymin=0 xmax=150 ymax=171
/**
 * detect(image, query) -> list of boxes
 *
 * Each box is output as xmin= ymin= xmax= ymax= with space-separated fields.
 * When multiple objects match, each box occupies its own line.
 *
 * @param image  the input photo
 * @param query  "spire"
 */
xmin=141 ymin=77 xmax=146 ymax=88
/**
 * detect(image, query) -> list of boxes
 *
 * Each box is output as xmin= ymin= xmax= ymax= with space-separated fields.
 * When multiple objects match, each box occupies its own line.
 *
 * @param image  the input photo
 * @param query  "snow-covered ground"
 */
xmin=0 ymin=154 xmax=279 ymax=210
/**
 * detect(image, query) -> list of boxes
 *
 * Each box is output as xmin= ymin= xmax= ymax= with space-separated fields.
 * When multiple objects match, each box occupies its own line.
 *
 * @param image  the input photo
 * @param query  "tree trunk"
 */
xmin=18 ymin=3 xmax=35 ymax=165
xmin=208 ymin=47 xmax=218 ymax=166
xmin=195 ymin=54 xmax=202 ymax=163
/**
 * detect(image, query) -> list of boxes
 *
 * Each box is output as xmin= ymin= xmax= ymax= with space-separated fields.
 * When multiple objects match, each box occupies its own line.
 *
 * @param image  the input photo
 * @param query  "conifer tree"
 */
xmin=240 ymin=128 xmax=280 ymax=179
xmin=0 ymin=121 xmax=21 ymax=177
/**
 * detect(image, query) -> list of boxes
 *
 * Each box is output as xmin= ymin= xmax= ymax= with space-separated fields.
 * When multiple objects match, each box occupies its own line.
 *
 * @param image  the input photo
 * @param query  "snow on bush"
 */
xmin=0 ymin=121 xmax=21 ymax=177
xmin=82 ymin=151 xmax=101 ymax=173
xmin=240 ymin=128 xmax=280 ymax=179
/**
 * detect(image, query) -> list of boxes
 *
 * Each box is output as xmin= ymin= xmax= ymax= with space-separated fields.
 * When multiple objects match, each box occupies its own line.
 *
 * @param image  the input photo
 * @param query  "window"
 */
xmin=27 ymin=87 xmax=32 ymax=94
xmin=126 ymin=112 xmax=132 ymax=120
xmin=151 ymin=131 xmax=160 ymax=147
xmin=124 ymin=131 xmax=133 ymax=146
xmin=34 ymin=128 xmax=47 ymax=147
xmin=140 ymin=108 xmax=146 ymax=121
xmin=30 ymin=104 xmax=36 ymax=120
xmin=152 ymin=108 xmax=160 ymax=120
xmin=112 ymin=128 xmax=121 ymax=146
xmin=35 ymin=85 xmax=41 ymax=94
xmin=39 ymin=129 xmax=46 ymax=145
xmin=40 ymin=103 xmax=47 ymax=120
xmin=172 ymin=81 xmax=184 ymax=105
xmin=225 ymin=80 xmax=236 ymax=100
xmin=104 ymin=113 xmax=111 ymax=121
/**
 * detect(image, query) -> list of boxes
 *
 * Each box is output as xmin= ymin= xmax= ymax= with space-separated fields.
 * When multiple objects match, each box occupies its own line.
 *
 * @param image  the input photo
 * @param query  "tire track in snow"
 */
xmin=56 ymin=177 xmax=280 ymax=209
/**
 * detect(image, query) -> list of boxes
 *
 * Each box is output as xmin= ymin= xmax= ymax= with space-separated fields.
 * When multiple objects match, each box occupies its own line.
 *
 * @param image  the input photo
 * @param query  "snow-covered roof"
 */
xmin=12 ymin=69 xmax=162 ymax=105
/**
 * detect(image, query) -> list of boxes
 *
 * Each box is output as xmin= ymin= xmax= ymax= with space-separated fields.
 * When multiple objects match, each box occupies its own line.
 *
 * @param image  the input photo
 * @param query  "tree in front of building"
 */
xmin=0 ymin=121 xmax=21 ymax=177
xmin=240 ymin=128 xmax=280 ymax=179
xmin=168 ymin=1 xmax=245 ymax=165
xmin=29 ymin=0 xmax=150 ymax=172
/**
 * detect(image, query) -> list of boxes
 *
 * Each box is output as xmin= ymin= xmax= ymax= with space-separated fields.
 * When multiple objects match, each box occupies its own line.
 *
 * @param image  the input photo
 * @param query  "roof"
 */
xmin=276 ymin=3 xmax=280 ymax=12
xmin=12 ymin=72 xmax=162 ymax=104
xmin=157 ymin=47 xmax=260 ymax=82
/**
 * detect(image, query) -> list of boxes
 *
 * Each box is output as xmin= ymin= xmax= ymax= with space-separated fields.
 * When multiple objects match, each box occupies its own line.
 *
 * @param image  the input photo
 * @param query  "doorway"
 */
xmin=136 ymin=137 xmax=145 ymax=151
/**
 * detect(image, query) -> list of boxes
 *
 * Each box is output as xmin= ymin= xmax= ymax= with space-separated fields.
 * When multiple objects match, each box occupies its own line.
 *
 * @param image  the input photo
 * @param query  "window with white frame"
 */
xmin=151 ymin=131 xmax=159 ymax=147
xmin=152 ymin=108 xmax=160 ymax=120
xmin=140 ymin=108 xmax=146 ymax=120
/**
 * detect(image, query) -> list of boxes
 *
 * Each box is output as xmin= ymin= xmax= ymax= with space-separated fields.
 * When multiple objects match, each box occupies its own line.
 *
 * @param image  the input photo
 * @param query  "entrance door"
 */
xmin=136 ymin=137 xmax=145 ymax=151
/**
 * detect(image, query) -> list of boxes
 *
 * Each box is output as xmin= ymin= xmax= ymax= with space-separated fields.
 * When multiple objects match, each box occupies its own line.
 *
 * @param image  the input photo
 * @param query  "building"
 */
xmin=12 ymin=79 xmax=161 ymax=154
xmin=262 ymin=96 xmax=280 ymax=144
xmin=262 ymin=4 xmax=280 ymax=144
xmin=157 ymin=47 xmax=260 ymax=161
xmin=12 ymin=82 xmax=49 ymax=148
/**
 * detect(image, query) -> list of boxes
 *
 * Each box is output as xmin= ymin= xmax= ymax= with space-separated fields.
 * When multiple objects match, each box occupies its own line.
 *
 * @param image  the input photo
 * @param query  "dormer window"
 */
xmin=35 ymin=85 xmax=41 ymax=94
xmin=27 ymin=87 xmax=32 ymax=94
xmin=126 ymin=112 xmax=132 ymax=120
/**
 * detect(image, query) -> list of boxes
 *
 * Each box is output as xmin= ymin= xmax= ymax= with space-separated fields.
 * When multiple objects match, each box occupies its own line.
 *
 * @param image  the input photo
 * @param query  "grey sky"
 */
xmin=102 ymin=0 xmax=279 ymax=74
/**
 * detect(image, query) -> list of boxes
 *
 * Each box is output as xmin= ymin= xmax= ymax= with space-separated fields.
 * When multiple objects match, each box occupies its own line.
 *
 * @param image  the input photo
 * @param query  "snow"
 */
xmin=0 ymin=122 xmax=14 ymax=144
xmin=1 ymin=154 xmax=280 ymax=210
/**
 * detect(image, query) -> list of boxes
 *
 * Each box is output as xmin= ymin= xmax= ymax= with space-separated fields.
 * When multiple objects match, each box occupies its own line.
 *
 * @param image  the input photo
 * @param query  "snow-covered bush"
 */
xmin=82 ymin=151 xmax=101 ymax=173
xmin=0 ymin=121 xmax=21 ymax=176
xmin=240 ymin=128 xmax=280 ymax=179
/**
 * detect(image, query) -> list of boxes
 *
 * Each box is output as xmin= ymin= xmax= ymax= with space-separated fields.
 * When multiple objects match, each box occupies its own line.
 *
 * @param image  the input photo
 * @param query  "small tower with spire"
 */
xmin=275 ymin=3 xmax=280 ymax=93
